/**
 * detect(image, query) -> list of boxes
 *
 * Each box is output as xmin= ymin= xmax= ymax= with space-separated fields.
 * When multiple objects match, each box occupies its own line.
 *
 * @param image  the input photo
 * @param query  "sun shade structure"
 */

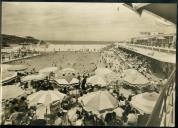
xmin=21 ymin=74 xmax=47 ymax=82
xmin=123 ymin=69 xmax=149 ymax=86
xmin=123 ymin=3 xmax=177 ymax=24
xmin=27 ymin=90 xmax=66 ymax=106
xmin=2 ymin=85 xmax=26 ymax=100
xmin=87 ymin=75 xmax=106 ymax=87
xmin=7 ymin=65 xmax=27 ymax=72
xmin=39 ymin=67 xmax=58 ymax=74
xmin=69 ymin=78 xmax=79 ymax=84
xmin=78 ymin=91 xmax=118 ymax=114
xmin=130 ymin=92 xmax=160 ymax=114
xmin=55 ymin=78 xmax=69 ymax=85
xmin=95 ymin=68 xmax=113 ymax=76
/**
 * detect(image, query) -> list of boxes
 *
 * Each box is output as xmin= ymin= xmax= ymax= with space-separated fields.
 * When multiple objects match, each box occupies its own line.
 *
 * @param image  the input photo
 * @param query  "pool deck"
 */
xmin=2 ymin=54 xmax=42 ymax=64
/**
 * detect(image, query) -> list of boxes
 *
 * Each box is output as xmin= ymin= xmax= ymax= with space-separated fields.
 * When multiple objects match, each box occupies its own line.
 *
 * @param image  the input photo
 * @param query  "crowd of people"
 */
xmin=1 ymin=43 xmax=171 ymax=126
xmin=2 ymin=46 xmax=40 ymax=62
xmin=1 ymin=66 xmax=144 ymax=126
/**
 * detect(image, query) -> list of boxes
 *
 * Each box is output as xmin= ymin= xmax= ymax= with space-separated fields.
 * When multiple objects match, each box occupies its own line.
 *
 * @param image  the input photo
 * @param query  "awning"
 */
xmin=123 ymin=3 xmax=177 ymax=24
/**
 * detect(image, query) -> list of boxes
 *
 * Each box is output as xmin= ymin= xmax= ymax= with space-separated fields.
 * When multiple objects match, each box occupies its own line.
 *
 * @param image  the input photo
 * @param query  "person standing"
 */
xmin=77 ymin=73 xmax=81 ymax=89
xmin=81 ymin=76 xmax=87 ymax=90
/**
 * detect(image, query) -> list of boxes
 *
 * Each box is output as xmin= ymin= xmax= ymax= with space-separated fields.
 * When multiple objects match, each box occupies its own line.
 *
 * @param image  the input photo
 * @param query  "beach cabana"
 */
xmin=130 ymin=92 xmax=160 ymax=114
xmin=55 ymin=78 xmax=69 ymax=85
xmin=87 ymin=75 xmax=106 ymax=87
xmin=39 ymin=67 xmax=58 ymax=74
xmin=21 ymin=74 xmax=47 ymax=82
xmin=78 ymin=91 xmax=118 ymax=114
xmin=123 ymin=69 xmax=149 ymax=87
xmin=2 ymin=85 xmax=26 ymax=100
xmin=8 ymin=65 xmax=27 ymax=72
xmin=95 ymin=68 xmax=113 ymax=76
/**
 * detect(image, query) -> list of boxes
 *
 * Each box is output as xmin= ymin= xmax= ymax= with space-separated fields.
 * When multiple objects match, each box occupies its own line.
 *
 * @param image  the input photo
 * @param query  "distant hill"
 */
xmin=2 ymin=34 xmax=46 ymax=47
xmin=46 ymin=40 xmax=115 ymax=45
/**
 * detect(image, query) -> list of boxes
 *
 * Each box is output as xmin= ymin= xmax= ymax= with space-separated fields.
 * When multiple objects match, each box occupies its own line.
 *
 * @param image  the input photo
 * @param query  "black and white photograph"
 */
xmin=0 ymin=2 xmax=176 ymax=127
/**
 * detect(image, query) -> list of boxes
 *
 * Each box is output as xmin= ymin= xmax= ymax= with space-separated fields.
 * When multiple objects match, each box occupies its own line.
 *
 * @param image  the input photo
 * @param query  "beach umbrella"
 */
xmin=87 ymin=75 xmax=106 ymax=87
xmin=55 ymin=78 xmax=69 ymax=85
xmin=69 ymin=78 xmax=79 ymax=85
xmin=2 ymin=85 xmax=26 ymax=100
xmin=39 ymin=67 xmax=58 ymax=74
xmin=123 ymin=69 xmax=149 ymax=86
xmin=130 ymin=92 xmax=160 ymax=114
xmin=8 ymin=65 xmax=27 ymax=72
xmin=95 ymin=68 xmax=113 ymax=76
xmin=78 ymin=91 xmax=118 ymax=114
xmin=21 ymin=74 xmax=47 ymax=82
xmin=27 ymin=90 xmax=66 ymax=106
xmin=104 ymin=72 xmax=121 ymax=83
xmin=123 ymin=3 xmax=176 ymax=24
xmin=113 ymin=107 xmax=124 ymax=118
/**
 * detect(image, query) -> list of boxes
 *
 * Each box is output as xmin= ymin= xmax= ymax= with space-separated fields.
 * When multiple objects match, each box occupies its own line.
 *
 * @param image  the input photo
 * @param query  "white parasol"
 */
xmin=27 ymin=90 xmax=66 ymax=106
xmin=130 ymin=92 xmax=160 ymax=114
xmin=21 ymin=74 xmax=47 ymax=82
xmin=95 ymin=68 xmax=113 ymax=76
xmin=78 ymin=90 xmax=118 ymax=114
xmin=87 ymin=75 xmax=106 ymax=87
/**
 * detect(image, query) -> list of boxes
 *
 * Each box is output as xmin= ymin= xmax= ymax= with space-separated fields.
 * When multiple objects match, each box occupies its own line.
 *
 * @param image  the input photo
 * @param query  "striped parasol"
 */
xmin=27 ymin=90 xmax=66 ymax=106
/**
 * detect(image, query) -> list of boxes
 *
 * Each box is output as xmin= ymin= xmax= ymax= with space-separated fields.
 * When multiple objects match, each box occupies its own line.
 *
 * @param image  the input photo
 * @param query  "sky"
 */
xmin=2 ymin=2 xmax=176 ymax=41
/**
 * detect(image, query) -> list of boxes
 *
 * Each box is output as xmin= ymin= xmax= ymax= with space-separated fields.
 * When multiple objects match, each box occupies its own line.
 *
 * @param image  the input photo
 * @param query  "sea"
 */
xmin=31 ymin=41 xmax=113 ymax=52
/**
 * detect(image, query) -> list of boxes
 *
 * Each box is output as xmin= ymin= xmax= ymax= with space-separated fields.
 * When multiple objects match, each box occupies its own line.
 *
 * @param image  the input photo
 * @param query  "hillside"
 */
xmin=2 ymin=34 xmax=46 ymax=47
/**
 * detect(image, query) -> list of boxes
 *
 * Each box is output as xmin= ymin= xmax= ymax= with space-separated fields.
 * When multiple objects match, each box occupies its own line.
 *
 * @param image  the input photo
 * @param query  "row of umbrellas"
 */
xmin=2 ymin=64 xmax=150 ymax=87
xmin=1 ymin=84 xmax=159 ymax=115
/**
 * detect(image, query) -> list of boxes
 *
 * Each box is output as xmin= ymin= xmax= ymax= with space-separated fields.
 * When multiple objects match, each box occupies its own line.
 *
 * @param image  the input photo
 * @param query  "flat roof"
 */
xmin=118 ymin=43 xmax=176 ymax=64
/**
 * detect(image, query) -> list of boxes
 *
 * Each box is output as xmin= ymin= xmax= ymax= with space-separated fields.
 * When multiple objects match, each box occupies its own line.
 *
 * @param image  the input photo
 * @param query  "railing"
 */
xmin=146 ymin=67 xmax=176 ymax=127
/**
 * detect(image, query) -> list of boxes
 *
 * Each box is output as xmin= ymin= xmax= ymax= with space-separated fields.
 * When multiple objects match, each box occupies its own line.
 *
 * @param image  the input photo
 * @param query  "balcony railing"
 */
xmin=146 ymin=67 xmax=176 ymax=127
